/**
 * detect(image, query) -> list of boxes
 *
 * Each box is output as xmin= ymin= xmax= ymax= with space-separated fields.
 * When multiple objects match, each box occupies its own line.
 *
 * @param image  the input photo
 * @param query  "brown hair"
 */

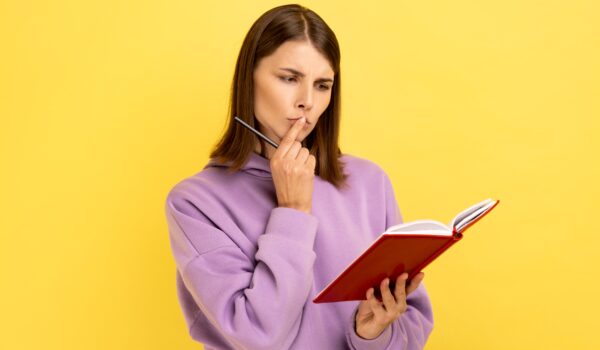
xmin=209 ymin=4 xmax=348 ymax=189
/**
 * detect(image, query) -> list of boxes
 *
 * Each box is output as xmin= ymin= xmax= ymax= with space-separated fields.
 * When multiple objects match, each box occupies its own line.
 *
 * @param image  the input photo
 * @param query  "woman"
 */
xmin=165 ymin=4 xmax=433 ymax=349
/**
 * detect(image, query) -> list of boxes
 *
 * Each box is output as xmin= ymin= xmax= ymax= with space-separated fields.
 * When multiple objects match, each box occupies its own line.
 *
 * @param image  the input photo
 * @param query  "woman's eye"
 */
xmin=279 ymin=76 xmax=331 ymax=90
xmin=279 ymin=76 xmax=297 ymax=82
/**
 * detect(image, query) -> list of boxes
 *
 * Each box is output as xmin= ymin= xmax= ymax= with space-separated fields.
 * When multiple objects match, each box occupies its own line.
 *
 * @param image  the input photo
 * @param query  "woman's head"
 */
xmin=211 ymin=4 xmax=347 ymax=188
xmin=253 ymin=40 xmax=334 ymax=152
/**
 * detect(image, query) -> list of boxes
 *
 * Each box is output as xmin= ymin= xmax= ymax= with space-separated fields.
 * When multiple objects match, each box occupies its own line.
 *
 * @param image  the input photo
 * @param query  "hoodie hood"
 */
xmin=205 ymin=152 xmax=272 ymax=178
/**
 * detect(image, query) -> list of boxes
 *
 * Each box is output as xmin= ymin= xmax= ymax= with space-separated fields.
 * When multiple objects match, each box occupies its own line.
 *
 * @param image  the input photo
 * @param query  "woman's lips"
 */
xmin=287 ymin=117 xmax=310 ymax=124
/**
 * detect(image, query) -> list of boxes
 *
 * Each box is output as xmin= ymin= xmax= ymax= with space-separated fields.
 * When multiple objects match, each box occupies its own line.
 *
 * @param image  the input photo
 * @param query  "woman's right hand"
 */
xmin=270 ymin=118 xmax=316 ymax=214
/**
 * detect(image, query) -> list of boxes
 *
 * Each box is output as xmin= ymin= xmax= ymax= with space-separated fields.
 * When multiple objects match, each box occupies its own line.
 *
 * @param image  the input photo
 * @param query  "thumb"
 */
xmin=357 ymin=300 xmax=369 ymax=314
xmin=356 ymin=288 xmax=373 ymax=315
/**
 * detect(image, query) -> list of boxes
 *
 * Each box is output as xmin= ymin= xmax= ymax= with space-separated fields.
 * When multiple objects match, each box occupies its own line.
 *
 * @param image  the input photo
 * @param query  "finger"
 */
xmin=357 ymin=299 xmax=370 ymax=314
xmin=278 ymin=118 xmax=306 ymax=153
xmin=379 ymin=278 xmax=398 ymax=314
xmin=306 ymin=154 xmax=316 ymax=170
xmin=281 ymin=141 xmax=302 ymax=159
xmin=406 ymin=272 xmax=425 ymax=296
xmin=393 ymin=273 xmax=408 ymax=302
xmin=297 ymin=147 xmax=310 ymax=163
xmin=367 ymin=288 xmax=387 ymax=319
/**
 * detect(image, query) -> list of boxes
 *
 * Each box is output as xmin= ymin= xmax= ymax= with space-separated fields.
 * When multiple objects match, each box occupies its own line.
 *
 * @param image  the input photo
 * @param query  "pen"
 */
xmin=234 ymin=116 xmax=279 ymax=148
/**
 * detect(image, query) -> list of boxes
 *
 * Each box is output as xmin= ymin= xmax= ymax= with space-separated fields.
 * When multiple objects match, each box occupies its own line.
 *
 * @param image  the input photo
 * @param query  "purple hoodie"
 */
xmin=165 ymin=151 xmax=434 ymax=349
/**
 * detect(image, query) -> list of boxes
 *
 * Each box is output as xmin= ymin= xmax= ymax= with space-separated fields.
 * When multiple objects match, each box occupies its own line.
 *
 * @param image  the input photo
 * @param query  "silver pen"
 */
xmin=234 ymin=116 xmax=279 ymax=148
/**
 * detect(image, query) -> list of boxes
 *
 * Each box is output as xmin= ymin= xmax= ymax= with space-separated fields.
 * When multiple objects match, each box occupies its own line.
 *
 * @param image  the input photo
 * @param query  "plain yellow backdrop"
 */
xmin=1 ymin=0 xmax=598 ymax=349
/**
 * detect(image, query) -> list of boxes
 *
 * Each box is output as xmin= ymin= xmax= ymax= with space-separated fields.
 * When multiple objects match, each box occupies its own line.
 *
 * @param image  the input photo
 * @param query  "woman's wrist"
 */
xmin=278 ymin=204 xmax=311 ymax=214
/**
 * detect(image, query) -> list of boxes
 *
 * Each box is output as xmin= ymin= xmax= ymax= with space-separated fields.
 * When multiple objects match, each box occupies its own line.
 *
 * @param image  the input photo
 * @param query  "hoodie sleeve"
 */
xmin=165 ymin=191 xmax=319 ymax=350
xmin=345 ymin=172 xmax=434 ymax=350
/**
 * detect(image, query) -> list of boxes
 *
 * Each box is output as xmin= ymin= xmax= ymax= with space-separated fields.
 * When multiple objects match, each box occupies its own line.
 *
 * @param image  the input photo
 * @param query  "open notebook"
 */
xmin=313 ymin=198 xmax=500 ymax=303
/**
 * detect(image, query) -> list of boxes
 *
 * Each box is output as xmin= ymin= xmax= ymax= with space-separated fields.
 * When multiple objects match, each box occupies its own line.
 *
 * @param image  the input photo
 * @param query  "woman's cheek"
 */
xmin=317 ymin=95 xmax=331 ymax=114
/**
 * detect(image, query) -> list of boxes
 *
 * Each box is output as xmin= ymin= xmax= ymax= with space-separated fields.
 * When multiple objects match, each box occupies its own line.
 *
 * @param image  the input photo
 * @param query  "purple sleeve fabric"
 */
xmin=166 ymin=199 xmax=319 ymax=350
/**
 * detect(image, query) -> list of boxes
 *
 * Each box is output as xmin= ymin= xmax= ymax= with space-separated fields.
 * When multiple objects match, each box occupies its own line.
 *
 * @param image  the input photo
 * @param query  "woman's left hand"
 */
xmin=355 ymin=272 xmax=425 ymax=340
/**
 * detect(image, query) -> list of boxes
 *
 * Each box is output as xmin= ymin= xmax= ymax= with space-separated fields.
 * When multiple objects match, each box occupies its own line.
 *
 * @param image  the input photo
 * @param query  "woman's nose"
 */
xmin=296 ymin=83 xmax=314 ymax=110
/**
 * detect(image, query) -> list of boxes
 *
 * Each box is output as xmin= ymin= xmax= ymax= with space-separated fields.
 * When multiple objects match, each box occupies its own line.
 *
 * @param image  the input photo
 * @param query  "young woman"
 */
xmin=165 ymin=4 xmax=433 ymax=349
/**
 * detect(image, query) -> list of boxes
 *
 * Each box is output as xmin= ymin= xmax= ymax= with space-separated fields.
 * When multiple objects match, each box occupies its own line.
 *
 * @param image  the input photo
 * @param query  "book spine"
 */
xmin=408 ymin=232 xmax=462 ymax=279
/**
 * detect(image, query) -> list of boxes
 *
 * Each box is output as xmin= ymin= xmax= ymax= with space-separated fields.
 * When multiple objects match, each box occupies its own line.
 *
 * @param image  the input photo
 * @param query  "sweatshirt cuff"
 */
xmin=347 ymin=308 xmax=392 ymax=350
xmin=263 ymin=207 xmax=319 ymax=249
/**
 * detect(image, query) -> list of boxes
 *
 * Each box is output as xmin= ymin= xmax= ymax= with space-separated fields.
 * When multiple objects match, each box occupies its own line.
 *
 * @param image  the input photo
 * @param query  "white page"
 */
xmin=386 ymin=220 xmax=451 ymax=235
xmin=451 ymin=198 xmax=493 ymax=227
xmin=454 ymin=200 xmax=496 ymax=233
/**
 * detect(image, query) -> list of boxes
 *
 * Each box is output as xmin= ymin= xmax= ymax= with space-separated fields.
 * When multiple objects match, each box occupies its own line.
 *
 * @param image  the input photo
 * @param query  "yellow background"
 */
xmin=1 ymin=0 xmax=598 ymax=349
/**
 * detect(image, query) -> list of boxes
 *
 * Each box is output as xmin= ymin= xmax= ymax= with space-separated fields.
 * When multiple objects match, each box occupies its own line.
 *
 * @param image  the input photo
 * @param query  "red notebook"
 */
xmin=313 ymin=198 xmax=500 ymax=303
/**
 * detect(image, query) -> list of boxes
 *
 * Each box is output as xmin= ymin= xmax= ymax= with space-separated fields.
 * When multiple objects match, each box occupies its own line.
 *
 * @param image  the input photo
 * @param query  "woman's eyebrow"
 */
xmin=278 ymin=67 xmax=334 ymax=83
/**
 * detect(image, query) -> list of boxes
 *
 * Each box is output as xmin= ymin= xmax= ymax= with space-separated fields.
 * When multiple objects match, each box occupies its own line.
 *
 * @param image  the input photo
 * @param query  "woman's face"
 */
xmin=253 ymin=40 xmax=335 ymax=150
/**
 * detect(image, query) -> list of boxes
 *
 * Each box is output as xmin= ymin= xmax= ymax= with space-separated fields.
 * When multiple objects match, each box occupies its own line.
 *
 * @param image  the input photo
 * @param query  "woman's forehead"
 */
xmin=259 ymin=41 xmax=334 ymax=76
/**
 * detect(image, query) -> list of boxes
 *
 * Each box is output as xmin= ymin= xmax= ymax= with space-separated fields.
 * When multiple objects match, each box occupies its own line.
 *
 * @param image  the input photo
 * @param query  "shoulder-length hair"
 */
xmin=209 ymin=4 xmax=348 ymax=189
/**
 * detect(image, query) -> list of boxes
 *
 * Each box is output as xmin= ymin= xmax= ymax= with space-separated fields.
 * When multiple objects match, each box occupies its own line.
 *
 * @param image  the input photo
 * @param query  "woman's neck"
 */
xmin=254 ymin=141 xmax=276 ymax=160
